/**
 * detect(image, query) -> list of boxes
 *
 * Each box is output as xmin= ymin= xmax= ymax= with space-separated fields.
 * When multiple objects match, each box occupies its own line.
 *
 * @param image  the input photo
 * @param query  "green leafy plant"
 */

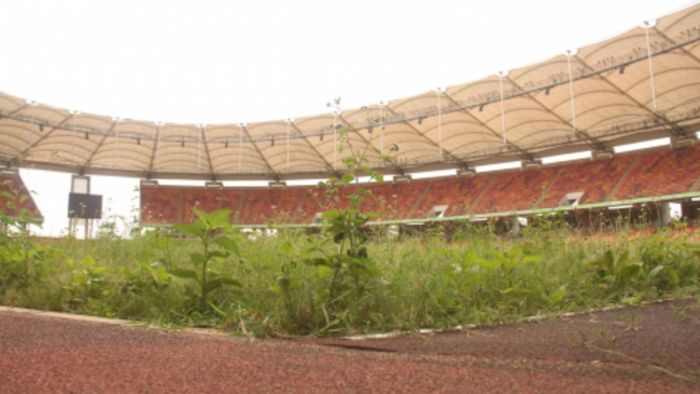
xmin=63 ymin=255 xmax=108 ymax=310
xmin=170 ymin=208 xmax=242 ymax=311
xmin=0 ymin=190 xmax=48 ymax=291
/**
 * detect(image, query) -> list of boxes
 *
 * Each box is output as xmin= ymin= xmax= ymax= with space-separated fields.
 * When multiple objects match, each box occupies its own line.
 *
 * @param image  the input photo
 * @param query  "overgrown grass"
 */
xmin=1 ymin=219 xmax=698 ymax=337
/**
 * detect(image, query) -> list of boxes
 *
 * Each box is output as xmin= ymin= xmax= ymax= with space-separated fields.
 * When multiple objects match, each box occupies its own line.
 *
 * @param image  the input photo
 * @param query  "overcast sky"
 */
xmin=0 ymin=0 xmax=693 ymax=236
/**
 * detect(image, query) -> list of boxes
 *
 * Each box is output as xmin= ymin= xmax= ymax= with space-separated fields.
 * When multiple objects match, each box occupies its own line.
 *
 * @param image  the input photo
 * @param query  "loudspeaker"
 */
xmin=68 ymin=193 xmax=102 ymax=219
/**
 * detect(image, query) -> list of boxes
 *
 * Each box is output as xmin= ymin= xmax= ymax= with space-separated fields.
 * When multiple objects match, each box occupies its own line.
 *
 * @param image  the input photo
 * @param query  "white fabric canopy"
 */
xmin=1 ymin=4 xmax=700 ymax=180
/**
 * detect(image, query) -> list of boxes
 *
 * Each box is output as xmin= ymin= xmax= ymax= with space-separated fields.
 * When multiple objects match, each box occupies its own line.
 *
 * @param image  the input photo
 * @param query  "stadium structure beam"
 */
xmin=240 ymin=124 xmax=279 ymax=180
xmin=288 ymin=121 xmax=339 ymax=176
xmin=442 ymin=93 xmax=535 ymax=160
xmin=336 ymin=113 xmax=407 ymax=174
xmin=146 ymin=125 xmax=160 ymax=178
xmin=199 ymin=126 xmax=216 ymax=179
xmin=380 ymin=107 xmax=470 ymax=167
xmin=504 ymin=76 xmax=607 ymax=151
xmin=573 ymin=55 xmax=688 ymax=137
xmin=653 ymin=26 xmax=700 ymax=84
xmin=3 ymin=103 xmax=30 ymax=117
xmin=18 ymin=114 xmax=73 ymax=161
xmin=79 ymin=120 xmax=118 ymax=173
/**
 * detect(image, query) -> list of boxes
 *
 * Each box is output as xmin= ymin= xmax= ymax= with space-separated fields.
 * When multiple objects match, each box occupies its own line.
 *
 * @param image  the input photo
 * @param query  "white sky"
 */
xmin=0 ymin=0 xmax=693 ymax=236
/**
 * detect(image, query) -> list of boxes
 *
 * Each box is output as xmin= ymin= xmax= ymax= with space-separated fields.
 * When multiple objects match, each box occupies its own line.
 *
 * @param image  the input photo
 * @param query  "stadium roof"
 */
xmin=1 ymin=4 xmax=700 ymax=181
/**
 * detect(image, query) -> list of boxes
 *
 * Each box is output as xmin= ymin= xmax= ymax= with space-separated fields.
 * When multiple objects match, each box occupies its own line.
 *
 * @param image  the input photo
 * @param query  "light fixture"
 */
xmin=608 ymin=204 xmax=633 ymax=210
xmin=457 ymin=167 xmax=476 ymax=176
xmin=140 ymin=179 xmax=158 ymax=187
xmin=205 ymin=181 xmax=223 ymax=189
xmin=269 ymin=180 xmax=286 ymax=188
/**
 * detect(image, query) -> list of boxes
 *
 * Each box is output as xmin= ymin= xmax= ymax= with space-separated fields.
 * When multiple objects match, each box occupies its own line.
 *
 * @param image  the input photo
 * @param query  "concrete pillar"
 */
xmin=659 ymin=201 xmax=672 ymax=226
xmin=510 ymin=216 xmax=521 ymax=236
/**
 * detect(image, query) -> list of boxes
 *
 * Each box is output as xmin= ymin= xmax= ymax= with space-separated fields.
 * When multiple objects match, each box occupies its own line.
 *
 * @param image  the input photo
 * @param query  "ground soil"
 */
xmin=1 ymin=300 xmax=698 ymax=393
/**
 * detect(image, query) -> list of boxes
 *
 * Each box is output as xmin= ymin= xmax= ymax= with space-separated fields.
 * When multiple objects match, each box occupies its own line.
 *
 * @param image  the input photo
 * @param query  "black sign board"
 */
xmin=68 ymin=193 xmax=102 ymax=219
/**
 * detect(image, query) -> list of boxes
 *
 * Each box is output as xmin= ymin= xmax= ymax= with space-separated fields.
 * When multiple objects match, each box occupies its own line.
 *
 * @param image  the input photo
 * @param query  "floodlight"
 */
xmin=641 ymin=19 xmax=657 ymax=28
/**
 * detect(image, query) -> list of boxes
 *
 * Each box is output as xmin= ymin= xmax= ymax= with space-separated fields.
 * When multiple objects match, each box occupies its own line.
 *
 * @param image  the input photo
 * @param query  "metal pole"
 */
xmin=333 ymin=111 xmax=337 ymax=169
xmin=286 ymin=119 xmax=290 ymax=170
xmin=437 ymin=89 xmax=443 ymax=157
xmin=197 ymin=126 xmax=203 ymax=172
xmin=379 ymin=102 xmax=385 ymax=158
xmin=566 ymin=52 xmax=577 ymax=132
xmin=238 ymin=124 xmax=243 ymax=171
xmin=498 ymin=73 xmax=506 ymax=144
xmin=644 ymin=23 xmax=658 ymax=112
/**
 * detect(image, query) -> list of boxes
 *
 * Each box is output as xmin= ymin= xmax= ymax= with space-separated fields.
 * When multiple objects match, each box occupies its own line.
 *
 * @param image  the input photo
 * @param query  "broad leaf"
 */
xmin=215 ymin=237 xmax=239 ymax=256
xmin=173 ymin=223 xmax=204 ymax=237
xmin=169 ymin=268 xmax=199 ymax=282
xmin=208 ymin=209 xmax=232 ymax=228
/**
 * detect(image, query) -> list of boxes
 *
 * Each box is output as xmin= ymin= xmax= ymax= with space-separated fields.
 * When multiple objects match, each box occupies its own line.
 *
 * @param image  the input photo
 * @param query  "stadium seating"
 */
xmin=539 ymin=154 xmax=639 ymax=207
xmin=140 ymin=145 xmax=700 ymax=226
xmin=614 ymin=146 xmax=700 ymax=200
